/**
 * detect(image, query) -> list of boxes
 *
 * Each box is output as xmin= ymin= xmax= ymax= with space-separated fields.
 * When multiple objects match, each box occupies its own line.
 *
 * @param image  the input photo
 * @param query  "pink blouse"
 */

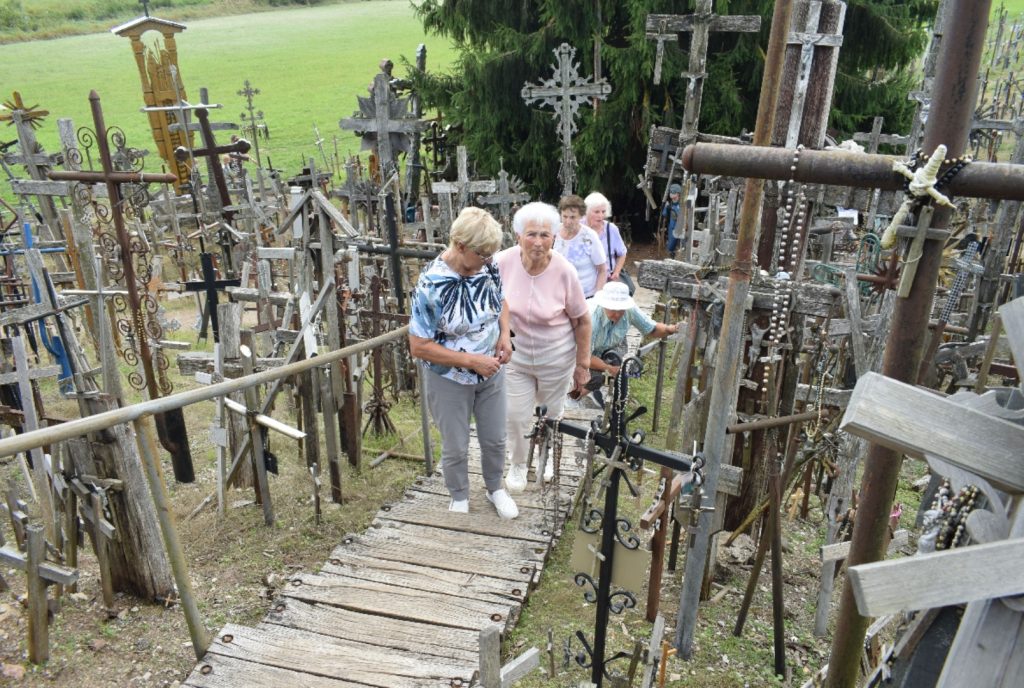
xmin=495 ymin=246 xmax=587 ymax=362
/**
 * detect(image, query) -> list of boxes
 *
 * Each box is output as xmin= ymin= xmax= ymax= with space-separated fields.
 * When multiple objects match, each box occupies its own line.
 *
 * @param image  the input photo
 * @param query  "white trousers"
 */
xmin=504 ymin=349 xmax=574 ymax=468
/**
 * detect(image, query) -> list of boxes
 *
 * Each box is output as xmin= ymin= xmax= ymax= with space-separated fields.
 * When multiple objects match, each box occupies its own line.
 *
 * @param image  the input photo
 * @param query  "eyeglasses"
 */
xmin=464 ymin=244 xmax=494 ymax=262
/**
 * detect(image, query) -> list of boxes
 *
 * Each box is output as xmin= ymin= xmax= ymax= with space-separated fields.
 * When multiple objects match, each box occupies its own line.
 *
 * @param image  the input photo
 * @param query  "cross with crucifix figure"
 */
xmin=780 ymin=1 xmax=845 ymax=149
xmin=521 ymin=42 xmax=612 ymax=195
xmin=183 ymin=252 xmax=241 ymax=343
xmin=339 ymin=72 xmax=428 ymax=177
xmin=641 ymin=3 xmax=760 ymax=186
xmin=430 ymin=146 xmax=495 ymax=228
xmin=47 ymin=91 xmax=194 ymax=480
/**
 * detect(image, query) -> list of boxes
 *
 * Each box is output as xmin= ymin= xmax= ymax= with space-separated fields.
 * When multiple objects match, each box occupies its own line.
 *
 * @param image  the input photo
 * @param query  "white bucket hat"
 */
xmin=593 ymin=282 xmax=635 ymax=311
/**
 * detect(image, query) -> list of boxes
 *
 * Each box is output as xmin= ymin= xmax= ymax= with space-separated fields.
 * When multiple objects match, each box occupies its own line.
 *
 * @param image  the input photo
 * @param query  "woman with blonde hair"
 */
xmin=409 ymin=207 xmax=519 ymax=519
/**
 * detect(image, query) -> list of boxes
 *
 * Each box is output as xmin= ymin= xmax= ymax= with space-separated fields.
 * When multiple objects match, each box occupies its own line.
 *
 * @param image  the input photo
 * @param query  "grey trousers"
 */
xmin=424 ymin=367 xmax=507 ymax=500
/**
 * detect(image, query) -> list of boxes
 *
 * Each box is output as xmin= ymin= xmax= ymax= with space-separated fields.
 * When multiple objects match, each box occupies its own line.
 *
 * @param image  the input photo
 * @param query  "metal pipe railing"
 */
xmin=0 ymin=325 xmax=408 ymax=458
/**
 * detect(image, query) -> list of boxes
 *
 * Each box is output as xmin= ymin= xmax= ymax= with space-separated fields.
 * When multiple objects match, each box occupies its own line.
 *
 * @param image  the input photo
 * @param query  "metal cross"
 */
xmin=139 ymin=0 xmax=151 ymax=18
xmin=339 ymin=72 xmax=428 ymax=177
xmin=521 ymin=43 xmax=612 ymax=195
xmin=183 ymin=253 xmax=241 ymax=343
xmin=47 ymin=91 xmax=193 ymax=480
xmin=237 ymin=80 xmax=265 ymax=169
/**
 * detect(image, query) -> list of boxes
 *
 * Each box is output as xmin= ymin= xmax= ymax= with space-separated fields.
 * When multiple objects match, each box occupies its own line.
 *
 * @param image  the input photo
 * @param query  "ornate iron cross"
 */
xmin=47 ymin=91 xmax=194 ymax=481
xmin=521 ymin=43 xmax=612 ymax=195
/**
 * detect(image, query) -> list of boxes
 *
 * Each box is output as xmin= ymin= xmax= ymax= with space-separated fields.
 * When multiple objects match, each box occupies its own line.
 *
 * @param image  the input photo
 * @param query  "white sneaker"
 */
xmin=505 ymin=464 xmax=528 ymax=493
xmin=448 ymin=498 xmax=469 ymax=513
xmin=543 ymin=460 xmax=554 ymax=481
xmin=487 ymin=489 xmax=519 ymax=520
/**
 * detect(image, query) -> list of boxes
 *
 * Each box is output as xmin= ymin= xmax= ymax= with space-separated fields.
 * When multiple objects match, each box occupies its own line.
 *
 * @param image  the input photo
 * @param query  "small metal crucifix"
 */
xmin=521 ymin=43 xmax=612 ymax=195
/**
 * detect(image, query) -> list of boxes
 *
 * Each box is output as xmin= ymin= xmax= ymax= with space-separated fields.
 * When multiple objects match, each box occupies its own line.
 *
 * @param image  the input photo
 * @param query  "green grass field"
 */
xmin=0 ymin=1 xmax=454 ymax=177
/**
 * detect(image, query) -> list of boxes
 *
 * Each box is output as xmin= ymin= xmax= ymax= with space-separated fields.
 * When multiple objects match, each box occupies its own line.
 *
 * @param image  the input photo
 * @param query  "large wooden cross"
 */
xmin=339 ymin=72 xmax=428 ymax=177
xmin=642 ymin=3 xmax=759 ymax=187
xmin=840 ymin=329 xmax=1024 ymax=687
xmin=521 ymin=42 xmax=612 ymax=195
xmin=173 ymin=106 xmax=249 ymax=228
xmin=48 ymin=91 xmax=194 ymax=482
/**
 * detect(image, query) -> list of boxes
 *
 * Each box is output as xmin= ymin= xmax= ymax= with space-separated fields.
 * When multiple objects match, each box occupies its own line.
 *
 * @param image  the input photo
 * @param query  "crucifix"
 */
xmin=521 ymin=42 xmax=612 ymax=195
xmin=173 ymin=107 xmax=250 ymax=274
xmin=48 ymin=91 xmax=194 ymax=483
xmin=236 ymin=80 xmax=266 ymax=169
xmin=339 ymin=72 xmax=428 ymax=177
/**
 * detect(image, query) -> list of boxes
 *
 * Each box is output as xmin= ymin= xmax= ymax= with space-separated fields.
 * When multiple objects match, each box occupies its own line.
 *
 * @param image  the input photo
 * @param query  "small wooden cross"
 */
xmin=477 ymin=165 xmax=529 ymax=232
xmin=431 ymin=145 xmax=496 ymax=222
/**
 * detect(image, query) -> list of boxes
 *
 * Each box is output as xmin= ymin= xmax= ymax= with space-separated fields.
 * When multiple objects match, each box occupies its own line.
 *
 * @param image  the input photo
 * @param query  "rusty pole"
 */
xmin=673 ymin=0 xmax=794 ymax=657
xmin=825 ymin=2 xmax=991 ymax=686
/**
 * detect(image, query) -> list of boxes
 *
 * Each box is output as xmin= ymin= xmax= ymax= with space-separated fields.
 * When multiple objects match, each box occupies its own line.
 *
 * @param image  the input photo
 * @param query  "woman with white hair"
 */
xmin=409 ymin=207 xmax=519 ymax=519
xmin=495 ymin=202 xmax=592 ymax=492
xmin=584 ymin=191 xmax=634 ymax=295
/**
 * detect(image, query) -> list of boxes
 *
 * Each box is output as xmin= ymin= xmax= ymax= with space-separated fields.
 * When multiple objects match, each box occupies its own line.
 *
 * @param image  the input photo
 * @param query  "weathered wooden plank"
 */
xmin=841 ymin=372 xmax=1024 ymax=493
xmin=282 ymin=571 xmax=515 ymax=632
xmin=820 ymin=529 xmax=908 ymax=563
xmin=795 ymin=383 xmax=851 ymax=409
xmin=501 ymin=647 xmax=541 ymax=687
xmin=177 ymin=351 xmax=285 ymax=377
xmin=185 ymin=653 xmax=365 ymax=688
xmin=264 ymin=598 xmax=478 ymax=662
xmin=645 ymin=13 xmax=761 ymax=33
xmin=375 ymin=490 xmax=554 ymax=543
xmin=225 ymin=287 xmax=293 ymax=305
xmin=201 ymin=623 xmax=473 ymax=688
xmin=936 ymin=596 xmax=1024 ymax=688
xmin=320 ymin=550 xmax=525 ymax=605
xmin=847 ymin=538 xmax=1024 ymax=616
xmin=335 ymin=523 xmax=543 ymax=582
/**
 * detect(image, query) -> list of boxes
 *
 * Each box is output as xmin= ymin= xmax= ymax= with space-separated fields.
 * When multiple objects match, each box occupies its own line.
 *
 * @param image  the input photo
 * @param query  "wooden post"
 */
xmin=479 ymin=624 xmax=502 ymax=688
xmin=25 ymin=523 xmax=48 ymax=664
xmin=674 ymin=0 xmax=794 ymax=657
xmin=240 ymin=345 xmax=274 ymax=527
xmin=131 ymin=417 xmax=210 ymax=659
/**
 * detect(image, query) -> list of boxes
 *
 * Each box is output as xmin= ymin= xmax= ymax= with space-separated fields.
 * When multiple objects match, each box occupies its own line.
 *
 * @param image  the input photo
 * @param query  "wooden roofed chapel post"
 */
xmin=676 ymin=4 xmax=1024 ymax=687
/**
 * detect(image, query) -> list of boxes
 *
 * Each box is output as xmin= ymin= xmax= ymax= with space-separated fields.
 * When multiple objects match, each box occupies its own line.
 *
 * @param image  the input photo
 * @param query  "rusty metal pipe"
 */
xmin=682 ymin=143 xmax=1024 ymax=201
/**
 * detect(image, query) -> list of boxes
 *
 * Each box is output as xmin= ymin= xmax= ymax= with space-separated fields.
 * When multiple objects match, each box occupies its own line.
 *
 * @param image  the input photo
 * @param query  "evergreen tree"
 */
xmin=413 ymin=0 xmax=936 ymax=226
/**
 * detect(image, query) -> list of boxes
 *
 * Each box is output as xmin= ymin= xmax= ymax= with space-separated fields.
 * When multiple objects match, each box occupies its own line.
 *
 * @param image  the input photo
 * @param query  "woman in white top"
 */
xmin=554 ymin=194 xmax=606 ymax=298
